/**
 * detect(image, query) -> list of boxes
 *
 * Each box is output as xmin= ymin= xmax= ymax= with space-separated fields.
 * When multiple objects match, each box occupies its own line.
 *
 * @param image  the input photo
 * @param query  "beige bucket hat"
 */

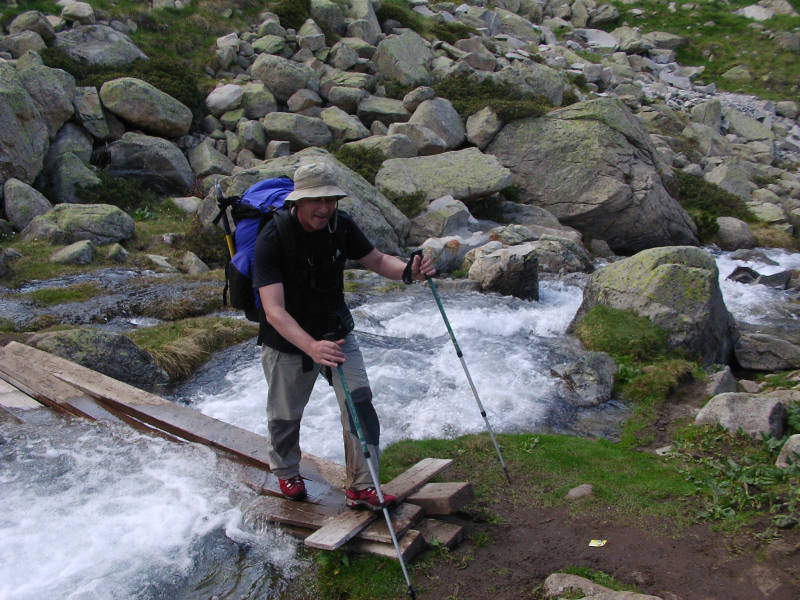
xmin=285 ymin=163 xmax=348 ymax=202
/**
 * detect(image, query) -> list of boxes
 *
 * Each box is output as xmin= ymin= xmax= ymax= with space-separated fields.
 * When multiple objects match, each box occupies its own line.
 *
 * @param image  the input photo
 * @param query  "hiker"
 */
xmin=252 ymin=162 xmax=435 ymax=508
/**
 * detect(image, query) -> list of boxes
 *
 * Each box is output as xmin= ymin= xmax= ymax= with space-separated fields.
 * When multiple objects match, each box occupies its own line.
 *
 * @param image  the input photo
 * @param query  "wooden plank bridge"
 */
xmin=0 ymin=341 xmax=472 ymax=560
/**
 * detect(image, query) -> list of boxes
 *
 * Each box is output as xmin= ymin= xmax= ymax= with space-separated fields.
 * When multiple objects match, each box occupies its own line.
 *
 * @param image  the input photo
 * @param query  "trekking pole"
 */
xmin=410 ymin=250 xmax=512 ymax=485
xmin=328 ymin=343 xmax=416 ymax=599
xmin=214 ymin=182 xmax=236 ymax=259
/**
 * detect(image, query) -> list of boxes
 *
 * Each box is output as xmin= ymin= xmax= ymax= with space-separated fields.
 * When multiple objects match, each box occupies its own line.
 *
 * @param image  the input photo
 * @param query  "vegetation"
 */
xmin=386 ymin=191 xmax=426 ymax=218
xmin=333 ymin=145 xmax=386 ymax=184
xmin=126 ymin=315 xmax=257 ymax=379
xmin=434 ymin=73 xmax=552 ymax=122
xmin=77 ymin=170 xmax=163 ymax=214
xmin=22 ymin=281 xmax=104 ymax=307
xmin=607 ymin=0 xmax=800 ymax=104
xmin=376 ymin=0 xmax=477 ymax=44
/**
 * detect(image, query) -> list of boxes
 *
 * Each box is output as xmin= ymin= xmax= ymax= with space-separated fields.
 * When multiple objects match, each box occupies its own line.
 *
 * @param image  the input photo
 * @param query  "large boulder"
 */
xmin=372 ymin=30 xmax=433 ymax=87
xmin=73 ymin=86 xmax=111 ymax=140
xmin=251 ymin=53 xmax=319 ymax=102
xmin=107 ymin=132 xmax=194 ymax=194
xmin=187 ymin=142 xmax=235 ymax=178
xmin=28 ymin=329 xmax=168 ymax=388
xmin=568 ymin=246 xmax=736 ymax=365
xmin=467 ymin=243 xmax=539 ymax=299
xmin=0 ymin=63 xmax=49 ymax=187
xmin=487 ymin=98 xmax=699 ymax=253
xmin=696 ymin=391 xmax=788 ymax=439
xmin=22 ymin=203 xmax=135 ymax=244
xmin=490 ymin=62 xmax=569 ymax=107
xmin=3 ymin=178 xmax=52 ymax=230
xmin=715 ymin=216 xmax=755 ymax=250
xmin=18 ymin=65 xmax=76 ymax=140
xmin=54 ymin=24 xmax=147 ymax=67
xmin=261 ymin=112 xmax=333 ymax=150
xmin=0 ymin=31 xmax=47 ymax=58
xmin=205 ymin=148 xmax=409 ymax=255
xmin=99 ymin=78 xmax=193 ymax=138
xmin=375 ymin=147 xmax=512 ymax=203
xmin=8 ymin=11 xmax=56 ymax=43
xmin=734 ymin=333 xmax=800 ymax=371
xmin=48 ymin=151 xmax=101 ymax=204
xmin=408 ymin=98 xmax=465 ymax=150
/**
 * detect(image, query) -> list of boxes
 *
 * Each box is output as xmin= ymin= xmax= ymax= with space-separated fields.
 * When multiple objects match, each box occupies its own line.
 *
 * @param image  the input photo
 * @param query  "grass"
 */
xmin=126 ymin=315 xmax=257 ymax=379
xmin=607 ymin=0 xmax=800 ymax=105
xmin=21 ymin=281 xmax=104 ymax=306
xmin=333 ymin=145 xmax=386 ymax=184
xmin=434 ymin=73 xmax=553 ymax=122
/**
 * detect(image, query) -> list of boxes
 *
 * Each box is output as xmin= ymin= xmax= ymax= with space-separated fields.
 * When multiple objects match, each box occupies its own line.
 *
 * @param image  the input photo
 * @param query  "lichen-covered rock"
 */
xmin=22 ymin=203 xmax=135 ymax=244
xmin=28 ymin=329 xmax=168 ymax=388
xmin=3 ymin=178 xmax=52 ymax=230
xmin=568 ymin=246 xmax=736 ymax=365
xmin=696 ymin=391 xmax=789 ymax=438
xmin=251 ymin=53 xmax=320 ymax=102
xmin=408 ymin=98 xmax=465 ymax=150
xmin=487 ymin=98 xmax=698 ymax=253
xmin=100 ymin=77 xmax=192 ymax=138
xmin=372 ymin=30 xmax=433 ymax=87
xmin=54 ymin=24 xmax=147 ymax=67
xmin=776 ymin=434 xmax=800 ymax=469
xmin=48 ymin=151 xmax=101 ymax=204
xmin=18 ymin=65 xmax=76 ymax=141
xmin=357 ymin=95 xmax=410 ymax=127
xmin=50 ymin=239 xmax=95 ymax=265
xmin=375 ymin=147 xmax=512 ymax=203
xmin=8 ymin=10 xmax=56 ymax=43
xmin=261 ymin=112 xmax=333 ymax=150
xmin=107 ymin=132 xmax=194 ymax=194
xmin=187 ymin=141 xmax=235 ymax=178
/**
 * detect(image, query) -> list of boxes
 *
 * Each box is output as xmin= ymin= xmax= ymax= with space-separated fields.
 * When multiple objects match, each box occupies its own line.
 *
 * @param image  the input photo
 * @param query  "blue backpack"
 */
xmin=224 ymin=177 xmax=295 ymax=322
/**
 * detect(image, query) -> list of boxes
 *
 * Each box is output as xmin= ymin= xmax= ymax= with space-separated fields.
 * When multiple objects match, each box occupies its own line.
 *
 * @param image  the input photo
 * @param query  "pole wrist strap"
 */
xmin=402 ymin=250 xmax=422 ymax=284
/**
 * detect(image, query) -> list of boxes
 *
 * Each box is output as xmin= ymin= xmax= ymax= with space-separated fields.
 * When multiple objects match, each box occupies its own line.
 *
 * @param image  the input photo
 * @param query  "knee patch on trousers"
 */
xmin=347 ymin=386 xmax=379 ymax=446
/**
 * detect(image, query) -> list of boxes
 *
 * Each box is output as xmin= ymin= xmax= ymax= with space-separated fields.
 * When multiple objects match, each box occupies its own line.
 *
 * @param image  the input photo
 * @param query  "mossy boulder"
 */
xmin=28 ymin=329 xmax=168 ymax=389
xmin=22 ymin=203 xmax=135 ymax=244
xmin=100 ymin=77 xmax=192 ymax=138
xmin=568 ymin=246 xmax=736 ymax=365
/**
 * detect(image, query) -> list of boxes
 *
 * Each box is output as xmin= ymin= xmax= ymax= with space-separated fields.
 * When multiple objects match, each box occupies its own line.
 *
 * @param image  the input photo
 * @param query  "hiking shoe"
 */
xmin=345 ymin=487 xmax=396 ymax=510
xmin=278 ymin=475 xmax=307 ymax=500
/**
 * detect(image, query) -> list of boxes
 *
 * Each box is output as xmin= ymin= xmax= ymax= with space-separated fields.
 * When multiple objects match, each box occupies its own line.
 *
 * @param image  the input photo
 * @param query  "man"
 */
xmin=252 ymin=162 xmax=435 ymax=508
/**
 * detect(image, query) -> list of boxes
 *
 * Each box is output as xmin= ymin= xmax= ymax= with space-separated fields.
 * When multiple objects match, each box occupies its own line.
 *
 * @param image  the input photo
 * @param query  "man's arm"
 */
xmin=358 ymin=249 xmax=435 ymax=281
xmin=259 ymin=283 xmax=345 ymax=367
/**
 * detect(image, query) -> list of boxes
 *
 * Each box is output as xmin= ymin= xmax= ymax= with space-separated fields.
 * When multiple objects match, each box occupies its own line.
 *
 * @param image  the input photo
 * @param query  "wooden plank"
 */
xmin=0 ymin=379 xmax=42 ymax=409
xmin=358 ymin=503 xmax=423 ymax=543
xmin=347 ymin=529 xmax=425 ymax=562
xmin=406 ymin=482 xmax=474 ymax=515
xmin=415 ymin=518 xmax=464 ymax=550
xmin=304 ymin=458 xmax=452 ymax=551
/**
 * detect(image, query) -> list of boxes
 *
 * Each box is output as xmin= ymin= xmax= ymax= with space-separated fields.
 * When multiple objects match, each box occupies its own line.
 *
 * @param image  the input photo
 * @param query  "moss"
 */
xmin=387 ymin=191 xmax=426 ymax=218
xmin=434 ymin=73 xmax=552 ymax=122
xmin=77 ymin=170 xmax=162 ymax=214
xmin=575 ymin=305 xmax=669 ymax=363
xmin=271 ymin=0 xmax=310 ymax=30
xmin=333 ymin=145 xmax=386 ymax=184
xmin=675 ymin=171 xmax=756 ymax=224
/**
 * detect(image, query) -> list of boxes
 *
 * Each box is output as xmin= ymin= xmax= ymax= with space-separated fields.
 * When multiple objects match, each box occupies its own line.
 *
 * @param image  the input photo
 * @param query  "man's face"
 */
xmin=294 ymin=196 xmax=339 ymax=232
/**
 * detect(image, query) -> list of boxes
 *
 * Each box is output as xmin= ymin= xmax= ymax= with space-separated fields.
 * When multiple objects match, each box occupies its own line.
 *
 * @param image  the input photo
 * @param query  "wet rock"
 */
xmin=28 ymin=328 xmax=168 ymax=389
xmin=468 ymin=244 xmax=539 ymax=300
xmin=715 ymin=217 xmax=755 ymax=250
xmin=551 ymin=352 xmax=617 ymax=407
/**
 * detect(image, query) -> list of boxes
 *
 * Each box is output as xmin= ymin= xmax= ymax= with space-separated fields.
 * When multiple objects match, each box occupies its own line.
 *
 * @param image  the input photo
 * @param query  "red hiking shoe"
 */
xmin=345 ymin=487 xmax=396 ymax=510
xmin=278 ymin=475 xmax=307 ymax=500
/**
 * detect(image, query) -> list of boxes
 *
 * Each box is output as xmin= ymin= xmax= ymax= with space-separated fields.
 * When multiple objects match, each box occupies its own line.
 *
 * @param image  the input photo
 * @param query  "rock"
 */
xmin=706 ymin=366 xmax=737 ymax=396
xmin=266 ymin=140 xmax=291 ymax=159
xmin=108 ymin=133 xmax=194 ymax=194
xmin=568 ymin=246 xmax=736 ymax=366
xmin=386 ymin=122 xmax=447 ymax=155
xmin=643 ymin=30 xmax=687 ymax=50
xmin=776 ymin=435 xmax=800 ymax=469
xmin=466 ymin=106 xmax=503 ymax=150
xmin=50 ymin=239 xmax=95 ymax=265
xmin=205 ymin=147 xmax=408 ymax=255
xmin=565 ymin=483 xmax=594 ymax=500
xmin=0 ymin=31 xmax=46 ymax=58
xmin=722 ymin=106 xmax=773 ymax=142
xmin=327 ymin=85 xmax=370 ymax=114
xmin=147 ymin=254 xmax=178 ymax=272
xmin=341 ymin=134 xmax=417 ymax=159
xmin=237 ymin=119 xmax=267 ymax=157
xmin=250 ymin=53 xmax=319 ymax=102
xmin=704 ymin=161 xmax=753 ymax=201
xmin=22 ymin=203 xmax=134 ymax=244
xmin=252 ymin=33 xmax=288 ymax=55
xmin=487 ymin=98 xmax=699 ymax=253
xmin=739 ymin=379 xmax=763 ymax=393
xmin=182 ymin=251 xmax=209 ymax=275
xmin=48 ymin=151 xmax=101 ymax=204
xmin=54 ymin=24 xmax=147 ymax=67
xmin=357 ymin=95 xmax=411 ymax=128
xmin=61 ymin=2 xmax=96 ymax=25
xmin=491 ymin=62 xmax=569 ymax=107
xmin=375 ymin=148 xmax=512 ymax=203
xmin=346 ymin=0 xmax=382 ymax=45
xmin=297 ymin=18 xmax=326 ymax=52
xmin=544 ymin=573 xmax=663 ymax=600
xmin=187 ymin=141 xmax=235 ymax=178
xmin=106 ymin=242 xmax=128 ymax=262
xmin=408 ymin=97 xmax=465 ymax=150
xmin=422 ymin=233 xmax=492 ymax=273
xmin=18 ymin=65 xmax=76 ymax=141
xmin=3 ymin=178 xmax=52 ymax=230
xmin=320 ymin=106 xmax=370 ymax=142
xmin=372 ymin=30 xmax=433 ymax=87
xmin=402 ymin=86 xmax=436 ymax=113
xmin=735 ymin=333 xmax=800 ymax=371
xmin=715 ymin=217 xmax=755 ymax=250
xmin=28 ymin=329 xmax=168 ymax=388
xmin=682 ymin=122 xmax=732 ymax=158
xmin=287 ymin=88 xmax=323 ymax=114
xmin=722 ymin=64 xmax=754 ymax=82
xmin=691 ymin=99 xmax=722 ymax=130
xmin=775 ymin=101 xmax=799 ymax=120
xmin=241 ymin=82 xmax=277 ymax=120
xmin=328 ymin=40 xmax=359 ymax=70
xmin=73 ymin=86 xmax=110 ymax=140
xmin=311 ymin=0 xmax=346 ymax=36
xmin=205 ymin=83 xmax=244 ymax=117
xmin=261 ymin=112 xmax=333 ymax=150
xmin=696 ymin=391 xmax=788 ymax=439
xmin=8 ymin=11 xmax=56 ymax=43
xmin=0 ymin=63 xmax=49 ymax=187
xmin=468 ymin=243 xmax=539 ymax=300
xmin=99 ymin=78 xmax=193 ymax=138
xmin=408 ymin=195 xmax=478 ymax=244
xmin=551 ymin=352 xmax=617 ymax=406
xmin=499 ymin=202 xmax=562 ymax=230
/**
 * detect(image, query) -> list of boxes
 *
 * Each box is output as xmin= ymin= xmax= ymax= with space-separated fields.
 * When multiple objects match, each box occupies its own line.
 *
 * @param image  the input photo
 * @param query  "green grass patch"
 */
xmin=77 ymin=170 xmax=163 ymax=214
xmin=434 ymin=73 xmax=552 ymax=122
xmin=22 ymin=281 xmax=104 ymax=307
xmin=376 ymin=0 xmax=477 ymax=44
xmin=126 ymin=316 xmax=257 ymax=380
xmin=562 ymin=566 xmax=635 ymax=592
xmin=574 ymin=305 xmax=669 ymax=363
xmin=333 ymin=145 xmax=386 ymax=184
xmin=387 ymin=191 xmax=426 ymax=218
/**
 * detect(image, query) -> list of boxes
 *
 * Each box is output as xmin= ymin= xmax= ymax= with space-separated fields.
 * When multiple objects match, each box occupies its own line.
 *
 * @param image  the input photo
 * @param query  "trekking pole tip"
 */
xmin=503 ymin=466 xmax=512 ymax=485
xmin=408 ymin=585 xmax=417 ymax=599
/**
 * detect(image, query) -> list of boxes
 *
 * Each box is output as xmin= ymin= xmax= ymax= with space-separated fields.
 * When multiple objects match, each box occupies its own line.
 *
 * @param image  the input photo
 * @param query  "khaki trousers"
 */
xmin=261 ymin=334 xmax=379 ymax=489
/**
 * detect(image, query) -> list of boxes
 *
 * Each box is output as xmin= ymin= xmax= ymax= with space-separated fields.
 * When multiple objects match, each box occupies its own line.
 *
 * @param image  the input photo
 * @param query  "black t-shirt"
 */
xmin=252 ymin=208 xmax=374 ymax=351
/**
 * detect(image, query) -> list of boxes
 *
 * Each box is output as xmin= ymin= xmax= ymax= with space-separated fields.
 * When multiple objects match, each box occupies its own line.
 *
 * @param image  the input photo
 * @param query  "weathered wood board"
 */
xmin=0 ymin=378 xmax=42 ymax=410
xmin=406 ymin=482 xmax=474 ymax=515
xmin=415 ymin=518 xmax=464 ymax=549
xmin=303 ymin=457 xmax=453 ymax=551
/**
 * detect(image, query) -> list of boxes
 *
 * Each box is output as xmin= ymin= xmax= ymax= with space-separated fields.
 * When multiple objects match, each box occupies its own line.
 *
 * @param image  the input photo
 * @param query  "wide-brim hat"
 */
xmin=285 ymin=163 xmax=348 ymax=202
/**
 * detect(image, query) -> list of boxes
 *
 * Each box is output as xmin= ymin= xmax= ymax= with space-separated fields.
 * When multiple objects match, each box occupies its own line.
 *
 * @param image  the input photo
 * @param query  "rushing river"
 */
xmin=2 ymin=248 xmax=798 ymax=599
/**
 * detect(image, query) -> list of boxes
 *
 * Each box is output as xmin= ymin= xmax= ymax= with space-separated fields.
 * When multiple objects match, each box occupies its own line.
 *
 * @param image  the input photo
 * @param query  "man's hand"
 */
xmin=412 ymin=254 xmax=436 ymax=281
xmin=309 ymin=338 xmax=346 ymax=367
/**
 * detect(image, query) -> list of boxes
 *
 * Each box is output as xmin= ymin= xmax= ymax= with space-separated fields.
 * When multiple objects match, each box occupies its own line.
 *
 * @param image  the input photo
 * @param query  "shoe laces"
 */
xmin=284 ymin=476 xmax=303 ymax=489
